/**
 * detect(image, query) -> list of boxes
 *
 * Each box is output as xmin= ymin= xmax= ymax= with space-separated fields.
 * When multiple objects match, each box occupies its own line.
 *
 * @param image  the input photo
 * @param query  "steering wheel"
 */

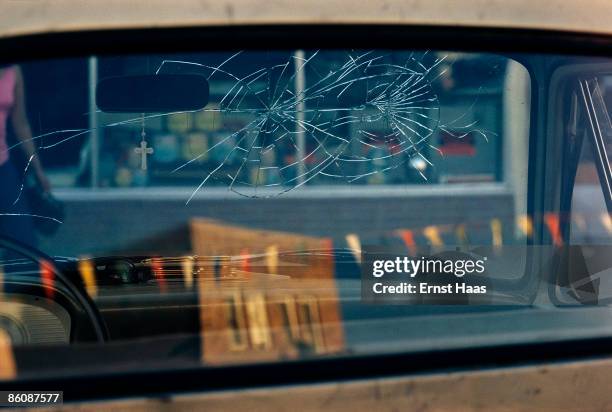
xmin=0 ymin=235 xmax=108 ymax=342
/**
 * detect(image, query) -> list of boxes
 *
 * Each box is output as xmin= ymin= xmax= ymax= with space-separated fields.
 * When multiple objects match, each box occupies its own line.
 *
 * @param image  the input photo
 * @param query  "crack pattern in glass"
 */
xmin=157 ymin=50 xmax=493 ymax=200
xmin=2 ymin=50 xmax=495 ymax=225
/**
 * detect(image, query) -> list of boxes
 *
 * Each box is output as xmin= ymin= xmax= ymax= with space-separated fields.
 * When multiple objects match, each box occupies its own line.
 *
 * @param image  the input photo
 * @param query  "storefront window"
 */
xmin=21 ymin=51 xmax=511 ymax=190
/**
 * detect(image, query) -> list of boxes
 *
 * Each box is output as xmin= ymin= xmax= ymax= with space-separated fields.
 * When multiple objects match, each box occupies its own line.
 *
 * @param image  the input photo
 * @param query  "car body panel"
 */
xmin=1 ymin=0 xmax=612 ymax=40
xmin=28 ymin=357 xmax=612 ymax=411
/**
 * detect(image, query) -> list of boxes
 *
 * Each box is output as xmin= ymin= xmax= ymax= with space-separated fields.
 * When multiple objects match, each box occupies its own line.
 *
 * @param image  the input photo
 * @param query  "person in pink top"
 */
xmin=0 ymin=64 xmax=51 ymax=247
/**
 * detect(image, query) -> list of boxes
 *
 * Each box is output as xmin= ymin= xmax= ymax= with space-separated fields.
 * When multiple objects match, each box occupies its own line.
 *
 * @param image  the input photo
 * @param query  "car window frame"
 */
xmin=2 ymin=23 xmax=612 ymax=397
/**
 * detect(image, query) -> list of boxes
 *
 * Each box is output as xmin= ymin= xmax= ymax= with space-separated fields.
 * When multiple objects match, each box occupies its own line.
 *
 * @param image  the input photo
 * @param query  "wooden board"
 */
xmin=190 ymin=218 xmax=344 ymax=364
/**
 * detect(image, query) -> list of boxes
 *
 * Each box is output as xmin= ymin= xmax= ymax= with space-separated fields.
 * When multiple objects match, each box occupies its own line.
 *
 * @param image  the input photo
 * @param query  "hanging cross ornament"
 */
xmin=135 ymin=140 xmax=154 ymax=170
xmin=134 ymin=113 xmax=154 ymax=170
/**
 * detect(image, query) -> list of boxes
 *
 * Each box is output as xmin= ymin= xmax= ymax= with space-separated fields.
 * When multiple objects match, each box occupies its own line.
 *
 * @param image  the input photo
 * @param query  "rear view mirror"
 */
xmin=96 ymin=74 xmax=209 ymax=113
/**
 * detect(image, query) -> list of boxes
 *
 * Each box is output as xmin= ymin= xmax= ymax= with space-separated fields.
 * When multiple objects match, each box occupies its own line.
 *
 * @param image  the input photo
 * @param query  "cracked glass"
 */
xmin=0 ymin=49 xmax=537 ymax=378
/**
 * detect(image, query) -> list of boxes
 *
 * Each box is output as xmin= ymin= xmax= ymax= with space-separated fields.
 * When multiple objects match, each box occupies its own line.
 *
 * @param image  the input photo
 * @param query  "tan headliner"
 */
xmin=2 ymin=0 xmax=612 ymax=40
